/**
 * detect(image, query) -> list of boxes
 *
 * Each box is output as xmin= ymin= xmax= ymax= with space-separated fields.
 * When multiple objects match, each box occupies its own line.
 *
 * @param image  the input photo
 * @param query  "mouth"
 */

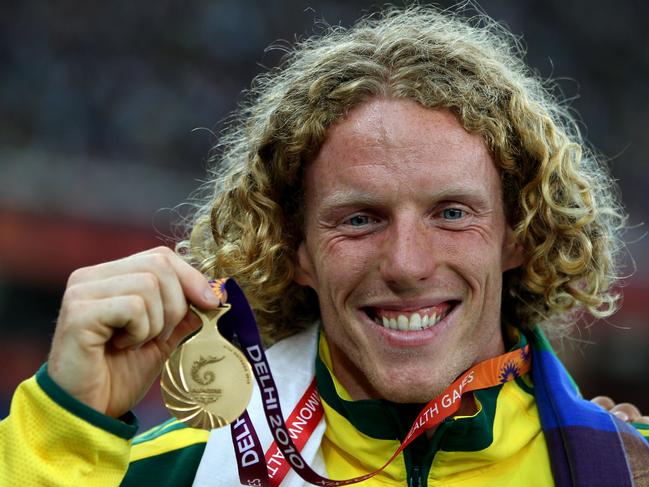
xmin=363 ymin=301 xmax=458 ymax=331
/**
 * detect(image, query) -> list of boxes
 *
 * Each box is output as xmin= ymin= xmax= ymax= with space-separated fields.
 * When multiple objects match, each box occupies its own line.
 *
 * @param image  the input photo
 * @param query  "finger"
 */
xmin=156 ymin=309 xmax=203 ymax=352
xmin=110 ymin=246 xmax=222 ymax=314
xmin=130 ymin=249 xmax=199 ymax=332
xmin=61 ymin=295 xmax=151 ymax=350
xmin=131 ymin=253 xmax=186 ymax=338
xmin=610 ymin=403 xmax=643 ymax=422
xmin=590 ymin=396 xmax=615 ymax=410
xmin=66 ymin=273 xmax=165 ymax=343
xmin=635 ymin=416 xmax=649 ymax=425
xmin=68 ymin=247 xmax=219 ymax=333
xmin=108 ymin=296 xmax=151 ymax=350
xmin=611 ymin=410 xmax=630 ymax=422
xmin=135 ymin=247 xmax=222 ymax=310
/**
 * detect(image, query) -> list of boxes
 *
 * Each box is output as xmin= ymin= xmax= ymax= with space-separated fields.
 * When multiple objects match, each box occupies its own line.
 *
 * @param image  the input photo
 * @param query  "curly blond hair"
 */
xmin=178 ymin=5 xmax=626 ymax=342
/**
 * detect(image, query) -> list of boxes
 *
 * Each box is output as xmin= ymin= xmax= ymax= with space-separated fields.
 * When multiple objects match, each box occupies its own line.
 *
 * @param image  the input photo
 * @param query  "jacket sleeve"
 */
xmin=0 ymin=365 xmax=211 ymax=487
xmin=0 ymin=364 xmax=137 ymax=486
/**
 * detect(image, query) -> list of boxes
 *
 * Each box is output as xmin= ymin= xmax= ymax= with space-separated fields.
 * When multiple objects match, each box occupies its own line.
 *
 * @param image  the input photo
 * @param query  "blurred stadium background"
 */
xmin=1 ymin=0 xmax=648 ymax=430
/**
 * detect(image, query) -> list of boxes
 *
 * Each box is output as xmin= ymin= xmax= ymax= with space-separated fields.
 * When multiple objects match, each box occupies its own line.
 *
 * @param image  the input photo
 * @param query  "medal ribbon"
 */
xmin=213 ymin=279 xmax=531 ymax=487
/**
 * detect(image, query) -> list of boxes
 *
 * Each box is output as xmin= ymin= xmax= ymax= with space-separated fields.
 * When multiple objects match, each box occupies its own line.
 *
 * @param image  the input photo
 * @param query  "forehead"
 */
xmin=305 ymin=97 xmax=501 ymax=204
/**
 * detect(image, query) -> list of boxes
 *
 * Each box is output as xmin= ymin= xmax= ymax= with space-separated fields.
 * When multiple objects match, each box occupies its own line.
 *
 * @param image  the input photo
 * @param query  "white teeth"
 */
xmin=374 ymin=310 xmax=446 ymax=331
xmin=410 ymin=313 xmax=421 ymax=329
xmin=397 ymin=315 xmax=408 ymax=330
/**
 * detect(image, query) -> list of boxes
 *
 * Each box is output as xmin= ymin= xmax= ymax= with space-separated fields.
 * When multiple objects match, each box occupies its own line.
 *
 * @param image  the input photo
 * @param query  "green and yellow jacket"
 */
xmin=1 ymin=325 xmax=648 ymax=486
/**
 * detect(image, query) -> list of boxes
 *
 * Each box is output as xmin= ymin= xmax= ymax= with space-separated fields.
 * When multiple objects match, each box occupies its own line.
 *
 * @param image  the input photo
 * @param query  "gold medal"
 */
xmin=160 ymin=304 xmax=253 ymax=429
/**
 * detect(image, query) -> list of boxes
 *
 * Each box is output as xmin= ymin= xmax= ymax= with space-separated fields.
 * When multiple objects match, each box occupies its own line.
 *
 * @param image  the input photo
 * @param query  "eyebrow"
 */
xmin=319 ymin=186 xmax=492 ymax=211
xmin=320 ymin=190 xmax=381 ymax=210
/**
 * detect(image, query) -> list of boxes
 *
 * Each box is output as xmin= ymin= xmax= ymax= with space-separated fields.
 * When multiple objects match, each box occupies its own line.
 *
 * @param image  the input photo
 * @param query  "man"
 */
xmin=1 ymin=6 xmax=648 ymax=486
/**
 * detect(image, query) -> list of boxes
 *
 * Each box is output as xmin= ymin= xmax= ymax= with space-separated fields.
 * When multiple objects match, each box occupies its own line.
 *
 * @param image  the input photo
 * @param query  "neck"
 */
xmin=328 ymin=329 xmax=507 ymax=403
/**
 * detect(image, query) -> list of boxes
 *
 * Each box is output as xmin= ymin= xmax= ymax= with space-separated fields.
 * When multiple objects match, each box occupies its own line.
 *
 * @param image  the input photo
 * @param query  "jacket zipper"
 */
xmin=409 ymin=466 xmax=423 ymax=487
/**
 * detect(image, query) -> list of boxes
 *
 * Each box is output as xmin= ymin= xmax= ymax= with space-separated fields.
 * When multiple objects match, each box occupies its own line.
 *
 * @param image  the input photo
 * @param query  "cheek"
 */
xmin=441 ymin=233 xmax=504 ymax=281
xmin=317 ymin=239 xmax=378 ymax=293
xmin=439 ymin=232 xmax=490 ymax=262
xmin=322 ymin=234 xmax=378 ymax=269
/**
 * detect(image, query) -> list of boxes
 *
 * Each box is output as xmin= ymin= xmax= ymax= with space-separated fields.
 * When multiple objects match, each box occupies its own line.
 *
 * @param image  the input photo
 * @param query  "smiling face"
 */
xmin=295 ymin=97 xmax=522 ymax=403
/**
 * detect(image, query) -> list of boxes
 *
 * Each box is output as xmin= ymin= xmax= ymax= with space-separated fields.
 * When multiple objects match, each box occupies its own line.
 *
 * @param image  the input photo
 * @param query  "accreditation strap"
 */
xmin=213 ymin=279 xmax=531 ymax=487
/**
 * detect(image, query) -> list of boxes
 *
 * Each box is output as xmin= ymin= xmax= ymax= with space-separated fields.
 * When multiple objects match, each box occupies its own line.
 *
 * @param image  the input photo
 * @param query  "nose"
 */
xmin=378 ymin=215 xmax=436 ymax=291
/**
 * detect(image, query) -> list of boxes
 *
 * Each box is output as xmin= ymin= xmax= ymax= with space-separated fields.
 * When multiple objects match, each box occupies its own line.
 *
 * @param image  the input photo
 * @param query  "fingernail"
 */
xmin=204 ymin=287 xmax=221 ymax=306
xmin=613 ymin=411 xmax=629 ymax=421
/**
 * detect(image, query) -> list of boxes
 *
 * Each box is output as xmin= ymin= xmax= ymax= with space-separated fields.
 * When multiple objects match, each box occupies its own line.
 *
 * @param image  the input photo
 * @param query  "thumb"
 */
xmin=163 ymin=310 xmax=203 ymax=351
xmin=167 ymin=258 xmax=223 ymax=310
xmin=196 ymin=280 xmax=223 ymax=309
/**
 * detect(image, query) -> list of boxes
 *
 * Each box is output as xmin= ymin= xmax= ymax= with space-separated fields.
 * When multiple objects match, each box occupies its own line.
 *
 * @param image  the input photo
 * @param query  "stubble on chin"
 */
xmin=369 ymin=364 xmax=464 ymax=404
xmin=332 ymin=339 xmax=468 ymax=404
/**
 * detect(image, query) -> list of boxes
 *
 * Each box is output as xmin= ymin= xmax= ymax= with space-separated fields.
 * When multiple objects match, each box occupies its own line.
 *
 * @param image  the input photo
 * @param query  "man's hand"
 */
xmin=47 ymin=246 xmax=222 ymax=418
xmin=591 ymin=396 xmax=649 ymax=424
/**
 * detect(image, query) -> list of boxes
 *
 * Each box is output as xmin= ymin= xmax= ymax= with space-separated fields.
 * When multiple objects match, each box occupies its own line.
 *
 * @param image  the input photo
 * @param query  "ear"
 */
xmin=294 ymin=241 xmax=316 ymax=288
xmin=502 ymin=226 xmax=525 ymax=272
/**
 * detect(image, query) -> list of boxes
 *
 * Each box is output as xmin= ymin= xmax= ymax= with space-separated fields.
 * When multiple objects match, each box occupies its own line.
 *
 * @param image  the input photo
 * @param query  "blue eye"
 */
xmin=347 ymin=215 xmax=371 ymax=226
xmin=442 ymin=208 xmax=464 ymax=220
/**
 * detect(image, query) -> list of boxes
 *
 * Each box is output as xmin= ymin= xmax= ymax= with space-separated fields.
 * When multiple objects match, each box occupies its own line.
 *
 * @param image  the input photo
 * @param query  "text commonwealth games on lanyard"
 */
xmin=160 ymin=278 xmax=531 ymax=487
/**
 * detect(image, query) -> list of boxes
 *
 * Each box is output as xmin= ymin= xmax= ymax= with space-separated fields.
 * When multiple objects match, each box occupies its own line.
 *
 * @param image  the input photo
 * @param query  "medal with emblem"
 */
xmin=160 ymin=301 xmax=253 ymax=429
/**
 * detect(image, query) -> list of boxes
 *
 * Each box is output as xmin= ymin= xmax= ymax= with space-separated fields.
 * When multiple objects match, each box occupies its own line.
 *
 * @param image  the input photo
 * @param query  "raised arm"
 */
xmin=1 ymin=246 xmax=222 ymax=485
